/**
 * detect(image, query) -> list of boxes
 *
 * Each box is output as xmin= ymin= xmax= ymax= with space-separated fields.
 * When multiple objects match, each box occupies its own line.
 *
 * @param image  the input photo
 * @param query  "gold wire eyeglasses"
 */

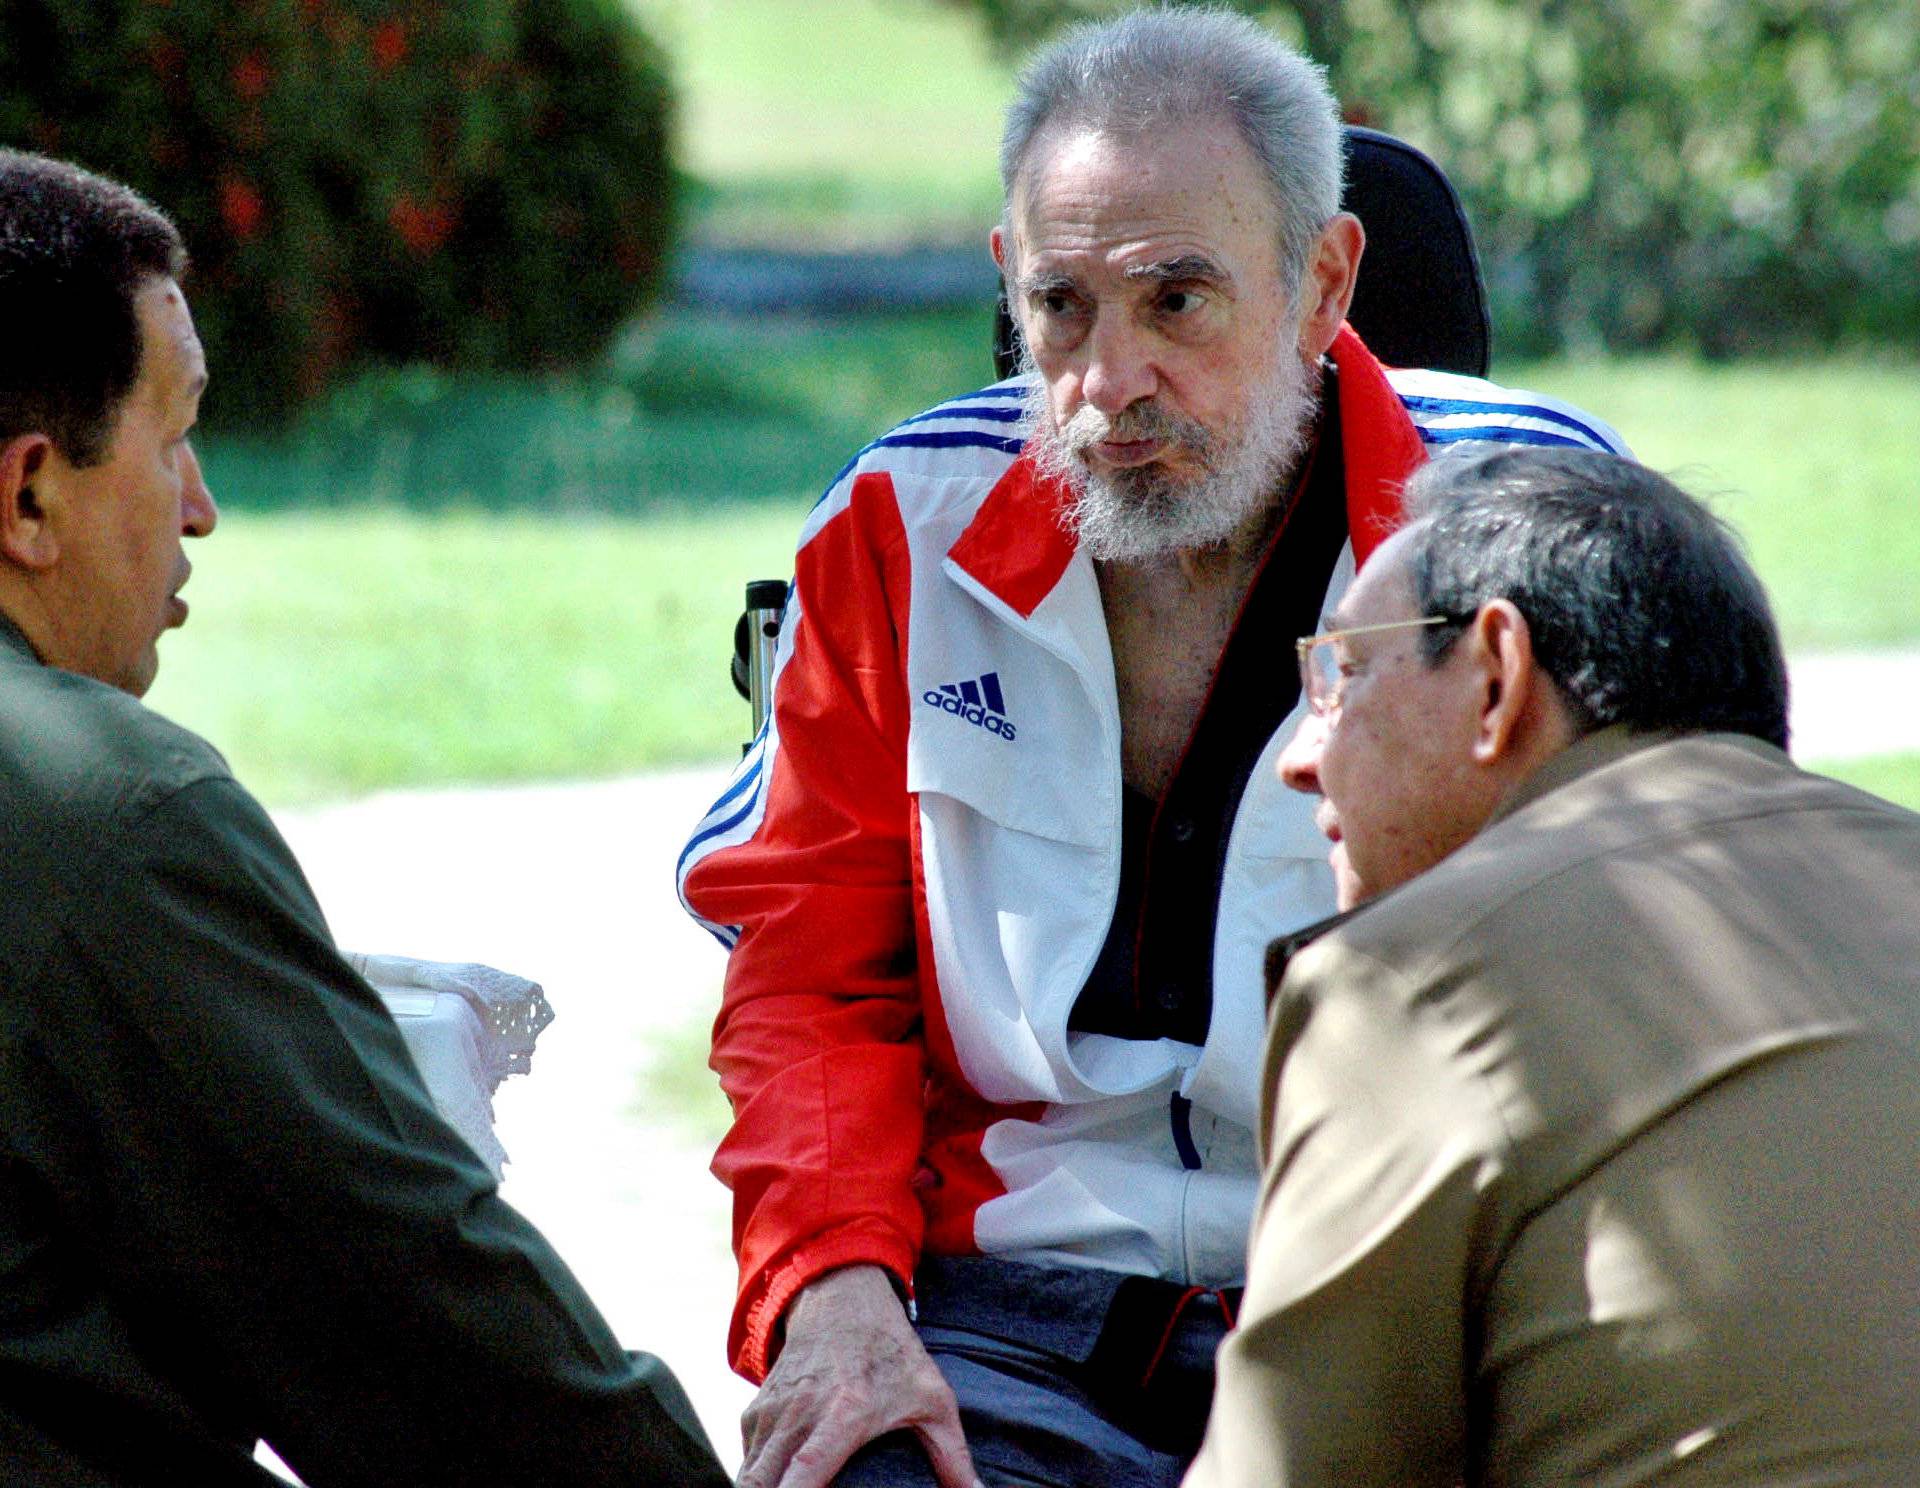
xmin=1296 ymin=616 xmax=1458 ymax=717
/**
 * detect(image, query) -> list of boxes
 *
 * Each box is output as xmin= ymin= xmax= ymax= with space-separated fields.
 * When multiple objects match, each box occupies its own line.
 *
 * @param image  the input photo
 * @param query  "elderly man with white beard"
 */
xmin=678 ymin=10 xmax=1626 ymax=1488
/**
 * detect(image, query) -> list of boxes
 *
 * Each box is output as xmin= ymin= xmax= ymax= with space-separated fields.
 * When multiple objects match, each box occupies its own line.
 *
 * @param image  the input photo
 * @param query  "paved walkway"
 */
xmin=275 ymin=767 xmax=755 ymax=1472
xmin=1778 ymin=649 xmax=1920 ymax=763
xmin=270 ymin=648 xmax=1920 ymax=1472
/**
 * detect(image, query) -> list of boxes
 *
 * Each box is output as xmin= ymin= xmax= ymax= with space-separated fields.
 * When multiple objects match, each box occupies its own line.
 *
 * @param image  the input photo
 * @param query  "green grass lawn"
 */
xmin=145 ymin=507 xmax=799 ymax=801
xmin=160 ymin=323 xmax=1919 ymax=805
xmin=201 ymin=306 xmax=998 ymax=513
xmin=629 ymin=0 xmax=1014 ymax=244
xmin=1500 ymin=357 xmax=1920 ymax=651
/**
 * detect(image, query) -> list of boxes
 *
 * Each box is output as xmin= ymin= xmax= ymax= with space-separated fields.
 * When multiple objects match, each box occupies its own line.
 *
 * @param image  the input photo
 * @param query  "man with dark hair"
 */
xmin=0 ymin=151 xmax=188 ymax=464
xmin=1186 ymin=445 xmax=1920 ymax=1486
xmin=1400 ymin=445 xmax=1790 ymax=747
xmin=0 ymin=149 xmax=727 ymax=1487
xmin=677 ymin=10 xmax=1624 ymax=1488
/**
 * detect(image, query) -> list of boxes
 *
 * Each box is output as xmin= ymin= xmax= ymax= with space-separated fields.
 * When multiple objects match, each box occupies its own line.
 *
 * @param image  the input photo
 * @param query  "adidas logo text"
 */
xmin=923 ymin=671 xmax=1017 ymax=742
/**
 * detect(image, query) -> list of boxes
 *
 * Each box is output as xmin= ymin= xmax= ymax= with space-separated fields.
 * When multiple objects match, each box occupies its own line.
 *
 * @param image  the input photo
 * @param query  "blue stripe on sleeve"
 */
xmin=874 ymin=430 xmax=1028 ymax=457
xmin=896 ymin=403 xmax=1026 ymax=428
xmin=676 ymin=756 xmax=765 ymax=880
xmin=706 ymin=754 xmax=763 ymax=816
xmin=1399 ymin=394 xmax=1618 ymax=448
xmin=818 ymin=429 xmax=1029 ymax=505
xmin=1417 ymin=425 xmax=1602 ymax=450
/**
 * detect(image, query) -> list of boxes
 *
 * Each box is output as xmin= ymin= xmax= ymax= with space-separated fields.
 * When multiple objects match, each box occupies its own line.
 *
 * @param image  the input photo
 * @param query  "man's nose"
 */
xmin=1079 ymin=313 xmax=1158 ymax=417
xmin=180 ymin=442 xmax=218 ymax=537
xmin=1277 ymin=712 xmax=1329 ymax=795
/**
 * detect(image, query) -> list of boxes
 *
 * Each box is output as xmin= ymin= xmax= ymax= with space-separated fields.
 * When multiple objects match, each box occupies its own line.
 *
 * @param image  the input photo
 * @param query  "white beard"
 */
xmin=1036 ymin=343 xmax=1320 ymax=564
xmin=1025 ymin=343 xmax=1320 ymax=561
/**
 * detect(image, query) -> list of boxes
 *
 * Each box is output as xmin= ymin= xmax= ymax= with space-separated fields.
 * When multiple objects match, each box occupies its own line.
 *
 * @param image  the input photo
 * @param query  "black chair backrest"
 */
xmin=991 ymin=124 xmax=1489 ymax=381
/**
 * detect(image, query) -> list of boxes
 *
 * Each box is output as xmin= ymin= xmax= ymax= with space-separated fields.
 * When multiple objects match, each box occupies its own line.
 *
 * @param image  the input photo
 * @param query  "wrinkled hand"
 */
xmin=739 ymin=1265 xmax=979 ymax=1488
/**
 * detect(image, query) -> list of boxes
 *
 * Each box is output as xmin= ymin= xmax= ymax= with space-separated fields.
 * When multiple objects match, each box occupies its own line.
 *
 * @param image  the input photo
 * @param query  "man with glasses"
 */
xmin=1186 ymin=444 xmax=1920 ymax=1486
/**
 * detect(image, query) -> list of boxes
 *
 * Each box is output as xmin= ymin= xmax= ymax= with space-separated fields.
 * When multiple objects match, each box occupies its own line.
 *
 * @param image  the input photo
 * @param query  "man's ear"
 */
xmin=1463 ymin=600 xmax=1542 ymax=764
xmin=990 ymin=223 xmax=1010 ymax=276
xmin=1294 ymin=212 xmax=1364 ymax=363
xmin=0 ymin=434 xmax=59 ymax=571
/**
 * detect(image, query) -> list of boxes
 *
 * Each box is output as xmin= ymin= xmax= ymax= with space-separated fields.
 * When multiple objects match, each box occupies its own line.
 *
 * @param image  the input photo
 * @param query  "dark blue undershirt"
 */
xmin=1068 ymin=372 xmax=1352 ymax=1049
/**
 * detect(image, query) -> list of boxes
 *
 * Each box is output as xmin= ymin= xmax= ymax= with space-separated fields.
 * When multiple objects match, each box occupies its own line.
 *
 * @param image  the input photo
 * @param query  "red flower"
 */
xmin=232 ymin=53 xmax=271 ymax=99
xmin=220 ymin=176 xmax=266 ymax=241
xmin=370 ymin=18 xmax=409 ymax=71
xmin=389 ymin=194 xmax=456 ymax=256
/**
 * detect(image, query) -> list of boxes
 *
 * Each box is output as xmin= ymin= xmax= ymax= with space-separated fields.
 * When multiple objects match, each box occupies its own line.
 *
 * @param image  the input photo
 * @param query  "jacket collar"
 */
xmin=1263 ymin=903 xmax=1372 ymax=1007
xmin=1265 ymin=728 xmax=1793 ymax=1005
xmin=1488 ymin=724 xmax=1791 ymax=829
xmin=1262 ymin=730 xmax=1693 ymax=1007
xmin=0 ymin=608 xmax=41 ymax=669
xmin=944 ymin=453 xmax=1074 ymax=621
xmin=1326 ymin=321 xmax=1426 ymax=569
xmin=945 ymin=321 xmax=1424 ymax=617
xmin=1487 ymin=724 xmax=1672 ymax=827
xmin=1254 ymin=736 xmax=1662 ymax=1008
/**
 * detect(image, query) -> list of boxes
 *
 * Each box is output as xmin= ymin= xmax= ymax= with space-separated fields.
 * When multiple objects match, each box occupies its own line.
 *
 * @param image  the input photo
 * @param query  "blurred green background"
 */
xmin=92 ymin=0 xmax=1914 ymax=806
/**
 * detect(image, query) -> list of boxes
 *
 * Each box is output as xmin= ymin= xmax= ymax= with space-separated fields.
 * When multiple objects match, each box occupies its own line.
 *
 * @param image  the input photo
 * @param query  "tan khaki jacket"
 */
xmin=1189 ymin=729 xmax=1920 ymax=1487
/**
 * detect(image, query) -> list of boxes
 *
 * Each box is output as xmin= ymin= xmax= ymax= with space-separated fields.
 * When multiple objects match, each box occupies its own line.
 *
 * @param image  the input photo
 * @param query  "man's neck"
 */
xmin=1095 ymin=460 xmax=1305 ymax=797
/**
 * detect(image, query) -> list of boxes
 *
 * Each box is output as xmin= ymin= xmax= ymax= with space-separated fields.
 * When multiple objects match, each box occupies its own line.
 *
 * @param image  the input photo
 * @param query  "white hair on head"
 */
xmin=999 ymin=6 xmax=1345 ymax=291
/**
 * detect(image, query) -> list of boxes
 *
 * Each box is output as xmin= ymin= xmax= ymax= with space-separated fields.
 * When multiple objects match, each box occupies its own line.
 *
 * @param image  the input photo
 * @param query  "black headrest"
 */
xmin=1339 ymin=126 xmax=1489 ymax=376
xmin=991 ymin=124 xmax=1490 ymax=381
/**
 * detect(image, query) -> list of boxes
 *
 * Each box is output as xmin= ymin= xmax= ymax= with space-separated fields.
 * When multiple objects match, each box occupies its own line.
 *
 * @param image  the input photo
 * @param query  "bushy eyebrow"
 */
xmin=1014 ymin=268 xmax=1080 ymax=299
xmin=1016 ymin=253 xmax=1233 ymax=300
xmin=1125 ymin=254 xmax=1232 ymax=288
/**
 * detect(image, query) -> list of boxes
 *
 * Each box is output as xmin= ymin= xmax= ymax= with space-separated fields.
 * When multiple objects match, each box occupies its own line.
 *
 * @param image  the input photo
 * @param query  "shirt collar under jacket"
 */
xmin=0 ymin=608 xmax=42 ymax=668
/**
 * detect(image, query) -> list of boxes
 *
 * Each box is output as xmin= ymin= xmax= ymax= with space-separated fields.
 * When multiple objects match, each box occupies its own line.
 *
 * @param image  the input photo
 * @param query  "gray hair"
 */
xmin=1398 ymin=446 xmax=1790 ymax=750
xmin=999 ymin=6 xmax=1344 ymax=290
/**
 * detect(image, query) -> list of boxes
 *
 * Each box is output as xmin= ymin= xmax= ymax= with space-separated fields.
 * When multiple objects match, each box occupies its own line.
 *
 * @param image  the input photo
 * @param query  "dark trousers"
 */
xmin=835 ymin=1256 xmax=1238 ymax=1488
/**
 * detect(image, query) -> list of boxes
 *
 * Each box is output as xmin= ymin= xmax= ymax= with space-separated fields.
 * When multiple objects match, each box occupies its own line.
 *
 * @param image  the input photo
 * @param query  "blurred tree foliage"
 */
xmin=0 ymin=0 xmax=676 ymax=425
xmin=938 ymin=0 xmax=1920 ymax=355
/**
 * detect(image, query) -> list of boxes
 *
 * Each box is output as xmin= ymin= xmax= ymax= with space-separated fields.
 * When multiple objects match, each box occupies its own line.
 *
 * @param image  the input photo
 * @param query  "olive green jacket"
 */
xmin=0 ymin=616 xmax=726 ymax=1486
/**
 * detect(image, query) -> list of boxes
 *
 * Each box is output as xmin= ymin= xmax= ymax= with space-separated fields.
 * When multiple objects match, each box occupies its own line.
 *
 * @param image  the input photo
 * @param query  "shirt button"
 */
xmin=1156 ymin=984 xmax=1185 ymax=1012
xmin=1168 ymin=815 xmax=1196 ymax=844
